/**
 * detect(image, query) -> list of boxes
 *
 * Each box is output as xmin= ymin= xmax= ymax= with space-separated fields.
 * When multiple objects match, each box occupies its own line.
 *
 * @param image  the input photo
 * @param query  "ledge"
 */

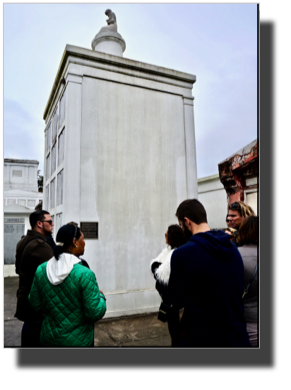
xmin=43 ymin=44 xmax=196 ymax=120
xmin=197 ymin=173 xmax=220 ymax=183
xmin=4 ymin=159 xmax=39 ymax=165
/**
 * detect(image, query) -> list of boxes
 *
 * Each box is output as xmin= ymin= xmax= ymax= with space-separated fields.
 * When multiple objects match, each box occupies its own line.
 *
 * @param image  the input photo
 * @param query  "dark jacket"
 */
xmin=15 ymin=230 xmax=54 ymax=322
xmin=168 ymin=230 xmax=250 ymax=347
xmin=46 ymin=234 xmax=56 ymax=251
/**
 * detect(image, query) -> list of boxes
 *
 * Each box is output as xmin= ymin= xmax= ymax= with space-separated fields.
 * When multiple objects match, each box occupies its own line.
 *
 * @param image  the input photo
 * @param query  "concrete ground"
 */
xmin=4 ymin=276 xmax=171 ymax=348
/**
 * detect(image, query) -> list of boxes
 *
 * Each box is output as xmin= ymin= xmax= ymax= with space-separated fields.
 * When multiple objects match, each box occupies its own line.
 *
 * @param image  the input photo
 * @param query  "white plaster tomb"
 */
xmin=43 ymin=12 xmax=198 ymax=317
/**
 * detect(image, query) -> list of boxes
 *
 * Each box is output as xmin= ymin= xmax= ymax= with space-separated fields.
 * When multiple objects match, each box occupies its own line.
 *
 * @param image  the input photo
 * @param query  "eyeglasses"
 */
xmin=229 ymin=202 xmax=240 ymax=210
xmin=68 ymin=222 xmax=78 ymax=227
xmin=41 ymin=220 xmax=53 ymax=225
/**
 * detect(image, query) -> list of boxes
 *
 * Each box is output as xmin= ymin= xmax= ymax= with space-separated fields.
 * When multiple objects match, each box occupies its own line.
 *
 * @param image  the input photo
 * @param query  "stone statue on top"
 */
xmin=91 ymin=9 xmax=126 ymax=56
xmin=99 ymin=9 xmax=117 ymax=33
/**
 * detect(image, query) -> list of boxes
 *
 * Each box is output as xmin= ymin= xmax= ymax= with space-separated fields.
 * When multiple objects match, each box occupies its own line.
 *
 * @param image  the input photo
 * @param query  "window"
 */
xmin=45 ymin=122 xmax=51 ymax=153
xmin=12 ymin=170 xmax=22 ymax=177
xmin=56 ymin=213 xmax=63 ymax=235
xmin=50 ymin=179 xmax=55 ymax=209
xmin=27 ymin=200 xmax=35 ymax=208
xmin=51 ymin=142 xmax=57 ymax=174
xmin=59 ymin=90 xmax=66 ymax=126
xmin=58 ymin=128 xmax=65 ymax=165
xmin=45 ymin=185 xmax=49 ymax=209
xmin=46 ymin=153 xmax=50 ymax=180
xmin=52 ymin=108 xmax=58 ymax=141
xmin=57 ymin=170 xmax=64 ymax=206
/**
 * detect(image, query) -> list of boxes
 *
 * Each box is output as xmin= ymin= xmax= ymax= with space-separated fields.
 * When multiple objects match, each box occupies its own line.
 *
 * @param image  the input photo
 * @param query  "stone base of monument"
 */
xmin=91 ymin=30 xmax=126 ymax=57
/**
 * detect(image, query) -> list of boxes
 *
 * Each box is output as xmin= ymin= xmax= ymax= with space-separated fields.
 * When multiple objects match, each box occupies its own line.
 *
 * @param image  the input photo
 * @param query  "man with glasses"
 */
xmin=15 ymin=210 xmax=54 ymax=347
xmin=227 ymin=201 xmax=255 ymax=246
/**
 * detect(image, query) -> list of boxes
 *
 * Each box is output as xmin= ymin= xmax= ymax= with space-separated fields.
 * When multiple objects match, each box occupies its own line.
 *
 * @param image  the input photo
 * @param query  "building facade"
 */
xmin=4 ymin=159 xmax=43 ymax=276
xmin=4 ymin=159 xmax=42 ymax=209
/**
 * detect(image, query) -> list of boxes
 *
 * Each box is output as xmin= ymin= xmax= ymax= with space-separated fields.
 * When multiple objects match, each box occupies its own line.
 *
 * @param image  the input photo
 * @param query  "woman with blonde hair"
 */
xmin=227 ymin=201 xmax=256 ymax=246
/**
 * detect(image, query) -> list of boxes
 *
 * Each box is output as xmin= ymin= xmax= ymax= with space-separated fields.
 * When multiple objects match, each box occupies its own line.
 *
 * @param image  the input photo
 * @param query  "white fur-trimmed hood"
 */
xmin=150 ymin=247 xmax=175 ymax=285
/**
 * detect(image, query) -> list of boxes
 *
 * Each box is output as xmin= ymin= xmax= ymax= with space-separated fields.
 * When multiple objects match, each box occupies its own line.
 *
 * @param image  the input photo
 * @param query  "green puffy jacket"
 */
xmin=28 ymin=260 xmax=106 ymax=347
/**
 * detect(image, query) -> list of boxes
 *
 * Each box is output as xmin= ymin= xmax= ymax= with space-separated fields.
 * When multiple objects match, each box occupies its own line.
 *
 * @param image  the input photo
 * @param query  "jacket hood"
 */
xmin=190 ymin=230 xmax=236 ymax=261
xmin=46 ymin=253 xmax=81 ymax=285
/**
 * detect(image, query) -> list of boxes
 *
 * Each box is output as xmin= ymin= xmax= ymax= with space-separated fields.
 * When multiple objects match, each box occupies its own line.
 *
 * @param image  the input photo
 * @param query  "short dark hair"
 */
xmin=236 ymin=216 xmax=258 ymax=245
xmin=167 ymin=224 xmax=187 ymax=249
xmin=228 ymin=201 xmax=255 ymax=218
xmin=175 ymin=199 xmax=208 ymax=225
xmin=29 ymin=210 xmax=50 ymax=229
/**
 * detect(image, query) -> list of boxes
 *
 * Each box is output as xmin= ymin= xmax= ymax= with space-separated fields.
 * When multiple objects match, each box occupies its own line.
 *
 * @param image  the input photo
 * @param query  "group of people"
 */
xmin=150 ymin=199 xmax=258 ymax=347
xmin=14 ymin=198 xmax=257 ymax=348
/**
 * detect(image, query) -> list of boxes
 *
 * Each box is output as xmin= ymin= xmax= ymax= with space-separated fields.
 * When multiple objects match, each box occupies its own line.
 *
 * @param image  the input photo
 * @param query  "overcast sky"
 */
xmin=4 ymin=3 xmax=257 ymax=178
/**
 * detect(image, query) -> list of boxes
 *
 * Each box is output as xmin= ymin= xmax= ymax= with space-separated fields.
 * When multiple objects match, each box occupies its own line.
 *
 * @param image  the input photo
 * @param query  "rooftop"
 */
xmin=4 ymin=158 xmax=39 ymax=165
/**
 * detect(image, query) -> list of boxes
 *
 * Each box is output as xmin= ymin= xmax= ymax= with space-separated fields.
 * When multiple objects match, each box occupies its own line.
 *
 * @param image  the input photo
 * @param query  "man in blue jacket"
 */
xmin=168 ymin=199 xmax=250 ymax=347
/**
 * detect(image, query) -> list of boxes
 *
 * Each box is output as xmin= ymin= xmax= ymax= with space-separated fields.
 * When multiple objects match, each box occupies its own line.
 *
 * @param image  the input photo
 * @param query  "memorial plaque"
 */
xmin=80 ymin=222 xmax=98 ymax=239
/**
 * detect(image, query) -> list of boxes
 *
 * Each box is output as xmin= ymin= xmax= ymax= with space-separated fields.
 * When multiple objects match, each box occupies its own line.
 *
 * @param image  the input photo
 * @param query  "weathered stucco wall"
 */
xmin=198 ymin=174 xmax=228 ymax=230
xmin=43 ymin=45 xmax=198 ymax=317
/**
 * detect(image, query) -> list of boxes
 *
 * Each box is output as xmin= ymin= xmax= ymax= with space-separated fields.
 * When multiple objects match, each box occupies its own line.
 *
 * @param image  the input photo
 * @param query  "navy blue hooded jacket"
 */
xmin=168 ymin=230 xmax=250 ymax=347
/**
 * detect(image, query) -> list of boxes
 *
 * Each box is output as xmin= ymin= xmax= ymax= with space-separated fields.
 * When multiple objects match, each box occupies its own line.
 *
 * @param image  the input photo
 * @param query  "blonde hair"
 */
xmin=228 ymin=201 xmax=255 ymax=218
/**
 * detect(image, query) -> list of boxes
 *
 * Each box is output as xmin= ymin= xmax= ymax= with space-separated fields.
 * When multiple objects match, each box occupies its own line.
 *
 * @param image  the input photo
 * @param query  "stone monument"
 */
xmin=91 ymin=9 xmax=126 ymax=57
xmin=43 ymin=11 xmax=198 ymax=318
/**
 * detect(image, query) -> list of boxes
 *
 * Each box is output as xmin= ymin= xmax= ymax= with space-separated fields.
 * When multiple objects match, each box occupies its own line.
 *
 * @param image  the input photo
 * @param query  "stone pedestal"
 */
xmin=91 ymin=30 xmax=126 ymax=57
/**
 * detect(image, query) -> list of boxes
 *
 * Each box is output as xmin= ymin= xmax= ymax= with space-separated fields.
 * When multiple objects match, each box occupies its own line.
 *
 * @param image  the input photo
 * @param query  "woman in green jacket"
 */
xmin=28 ymin=224 xmax=106 ymax=347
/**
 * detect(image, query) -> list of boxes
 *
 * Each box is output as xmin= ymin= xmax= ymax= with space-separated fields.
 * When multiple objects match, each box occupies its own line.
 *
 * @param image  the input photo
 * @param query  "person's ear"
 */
xmin=36 ymin=220 xmax=43 ymax=229
xmin=72 ymin=238 xmax=78 ymax=248
xmin=184 ymin=217 xmax=191 ymax=229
